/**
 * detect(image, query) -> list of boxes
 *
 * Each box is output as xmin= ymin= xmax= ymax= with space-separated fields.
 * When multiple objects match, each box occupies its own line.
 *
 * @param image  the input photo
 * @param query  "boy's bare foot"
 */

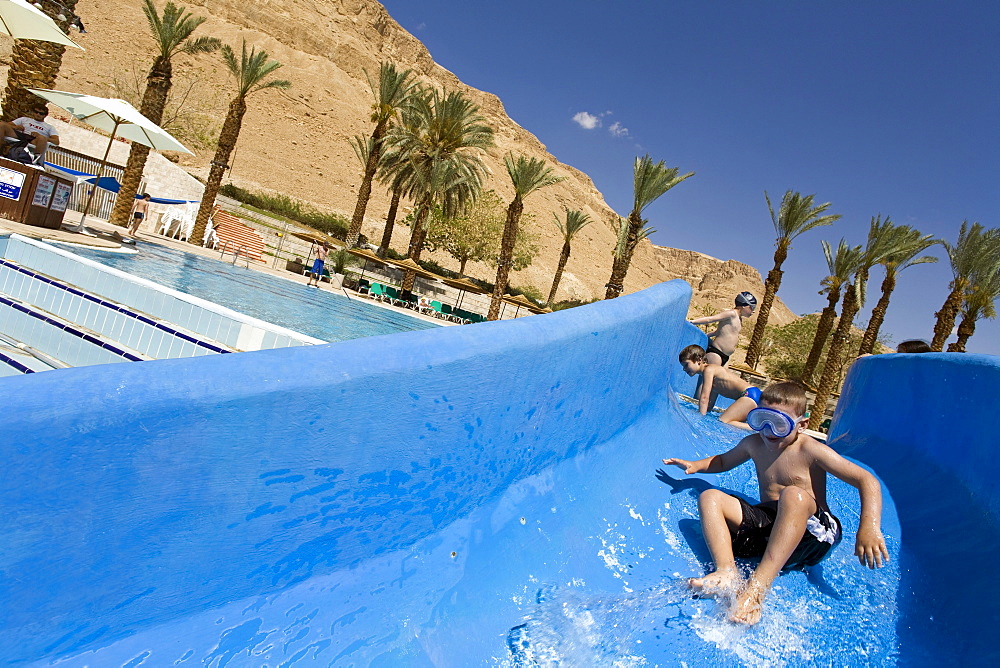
xmin=688 ymin=569 xmax=740 ymax=598
xmin=728 ymin=579 xmax=767 ymax=625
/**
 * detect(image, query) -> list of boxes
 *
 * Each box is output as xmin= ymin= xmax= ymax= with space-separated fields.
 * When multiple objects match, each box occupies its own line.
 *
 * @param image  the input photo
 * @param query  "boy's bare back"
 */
xmin=702 ymin=363 xmax=752 ymax=400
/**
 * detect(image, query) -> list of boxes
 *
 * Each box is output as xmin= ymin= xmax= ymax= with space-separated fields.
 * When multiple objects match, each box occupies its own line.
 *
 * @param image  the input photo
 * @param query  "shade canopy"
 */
xmin=501 ymin=293 xmax=537 ymax=308
xmin=384 ymin=257 xmax=442 ymax=281
xmin=346 ymin=247 xmax=386 ymax=264
xmin=290 ymin=230 xmax=333 ymax=244
xmin=441 ymin=276 xmax=486 ymax=294
xmin=0 ymin=0 xmax=82 ymax=48
xmin=28 ymin=88 xmax=192 ymax=154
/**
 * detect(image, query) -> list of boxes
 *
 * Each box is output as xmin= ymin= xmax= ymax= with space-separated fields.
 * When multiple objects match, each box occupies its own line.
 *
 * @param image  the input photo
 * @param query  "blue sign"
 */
xmin=0 ymin=165 xmax=26 ymax=200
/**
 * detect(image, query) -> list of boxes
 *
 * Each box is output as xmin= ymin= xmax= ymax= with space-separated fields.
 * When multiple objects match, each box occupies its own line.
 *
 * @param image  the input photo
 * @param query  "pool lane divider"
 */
xmin=0 ymin=258 xmax=232 ymax=357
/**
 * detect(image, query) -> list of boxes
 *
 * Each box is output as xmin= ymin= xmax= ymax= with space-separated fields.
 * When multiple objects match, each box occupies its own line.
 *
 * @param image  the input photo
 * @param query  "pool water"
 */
xmin=66 ymin=241 xmax=440 ymax=343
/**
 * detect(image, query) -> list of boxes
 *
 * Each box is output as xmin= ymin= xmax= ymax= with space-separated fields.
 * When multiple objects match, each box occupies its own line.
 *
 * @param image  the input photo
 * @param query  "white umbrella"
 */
xmin=28 ymin=88 xmax=192 ymax=234
xmin=0 ymin=0 xmax=82 ymax=48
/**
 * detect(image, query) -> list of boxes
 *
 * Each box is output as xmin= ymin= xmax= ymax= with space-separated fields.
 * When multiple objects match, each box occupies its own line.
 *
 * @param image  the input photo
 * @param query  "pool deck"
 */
xmin=0 ymin=212 xmax=453 ymax=328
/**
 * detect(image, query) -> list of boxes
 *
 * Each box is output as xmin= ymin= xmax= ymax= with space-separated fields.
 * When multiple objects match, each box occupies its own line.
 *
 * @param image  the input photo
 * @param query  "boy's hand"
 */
xmin=662 ymin=458 xmax=698 ymax=474
xmin=855 ymin=525 xmax=889 ymax=568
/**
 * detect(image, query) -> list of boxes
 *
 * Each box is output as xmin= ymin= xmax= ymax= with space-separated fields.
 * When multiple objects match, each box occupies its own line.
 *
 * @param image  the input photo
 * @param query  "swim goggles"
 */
xmin=746 ymin=407 xmax=803 ymax=438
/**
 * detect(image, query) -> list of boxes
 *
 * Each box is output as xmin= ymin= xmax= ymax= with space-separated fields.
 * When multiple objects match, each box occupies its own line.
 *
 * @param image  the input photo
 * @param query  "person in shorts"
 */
xmin=306 ymin=241 xmax=330 ymax=288
xmin=128 ymin=193 xmax=152 ymax=236
xmin=662 ymin=381 xmax=888 ymax=625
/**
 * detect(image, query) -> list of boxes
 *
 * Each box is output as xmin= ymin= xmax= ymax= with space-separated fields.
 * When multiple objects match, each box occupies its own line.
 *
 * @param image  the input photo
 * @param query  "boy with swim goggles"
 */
xmin=661 ymin=381 xmax=888 ymax=626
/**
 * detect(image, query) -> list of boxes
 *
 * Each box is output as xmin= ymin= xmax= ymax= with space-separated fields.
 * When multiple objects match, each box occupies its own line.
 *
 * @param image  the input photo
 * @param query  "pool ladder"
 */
xmin=218 ymin=241 xmax=251 ymax=268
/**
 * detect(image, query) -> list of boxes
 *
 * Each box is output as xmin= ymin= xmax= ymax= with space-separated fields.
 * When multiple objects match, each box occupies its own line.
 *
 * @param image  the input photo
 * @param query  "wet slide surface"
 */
xmin=3 ymin=280 xmax=994 ymax=666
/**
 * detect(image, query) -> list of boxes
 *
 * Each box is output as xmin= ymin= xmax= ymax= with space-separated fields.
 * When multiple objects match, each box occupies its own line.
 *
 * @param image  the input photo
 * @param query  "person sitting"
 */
xmin=0 ymin=106 xmax=59 ymax=165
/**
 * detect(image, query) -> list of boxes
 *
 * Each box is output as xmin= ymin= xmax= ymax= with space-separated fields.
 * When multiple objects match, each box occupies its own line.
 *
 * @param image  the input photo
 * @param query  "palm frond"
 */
xmin=632 ymin=154 xmax=693 ymax=215
xmin=505 ymin=153 xmax=565 ymax=199
xmin=766 ymin=190 xmax=841 ymax=242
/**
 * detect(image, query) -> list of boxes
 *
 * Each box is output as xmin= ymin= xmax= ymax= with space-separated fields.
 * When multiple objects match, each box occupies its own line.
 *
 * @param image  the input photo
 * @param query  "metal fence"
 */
xmin=44 ymin=145 xmax=132 ymax=220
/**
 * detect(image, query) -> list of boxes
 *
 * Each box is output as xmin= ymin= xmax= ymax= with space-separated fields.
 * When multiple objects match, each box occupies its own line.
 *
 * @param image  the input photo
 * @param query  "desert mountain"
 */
xmin=1 ymin=0 xmax=796 ymax=327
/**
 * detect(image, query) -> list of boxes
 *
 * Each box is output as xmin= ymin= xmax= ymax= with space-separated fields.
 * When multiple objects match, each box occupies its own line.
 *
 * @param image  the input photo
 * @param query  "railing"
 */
xmin=43 ymin=145 xmax=133 ymax=220
xmin=218 ymin=241 xmax=250 ymax=268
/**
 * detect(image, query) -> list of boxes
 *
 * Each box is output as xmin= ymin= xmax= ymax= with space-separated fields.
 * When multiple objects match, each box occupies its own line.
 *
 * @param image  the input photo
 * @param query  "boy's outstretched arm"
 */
xmin=663 ymin=440 xmax=751 ymax=475
xmin=812 ymin=444 xmax=889 ymax=569
xmin=688 ymin=310 xmax=731 ymax=325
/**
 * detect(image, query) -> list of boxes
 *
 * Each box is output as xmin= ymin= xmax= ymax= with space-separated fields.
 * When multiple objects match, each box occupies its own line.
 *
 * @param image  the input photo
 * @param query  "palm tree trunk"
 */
xmin=809 ymin=277 xmax=863 ymax=431
xmin=1 ymin=1 xmax=78 ymax=121
xmin=377 ymin=188 xmax=402 ymax=258
xmin=191 ymin=98 xmax=247 ymax=245
xmin=110 ymin=57 xmax=173 ymax=226
xmin=604 ymin=213 xmax=641 ymax=299
xmin=346 ymin=123 xmax=386 ymax=248
xmin=401 ymin=198 xmax=431 ymax=294
xmin=547 ymin=242 xmax=571 ymax=306
xmin=859 ymin=271 xmax=896 ymax=355
xmin=744 ymin=243 xmax=789 ymax=369
xmin=931 ymin=283 xmax=965 ymax=351
xmin=801 ymin=287 xmax=841 ymax=386
xmin=947 ymin=314 xmax=976 ymax=352
xmin=488 ymin=197 xmax=524 ymax=320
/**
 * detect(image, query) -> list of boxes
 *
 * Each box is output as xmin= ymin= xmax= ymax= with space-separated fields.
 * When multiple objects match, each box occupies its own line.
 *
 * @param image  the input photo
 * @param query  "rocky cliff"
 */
xmin=0 ymin=0 xmax=796 ymax=326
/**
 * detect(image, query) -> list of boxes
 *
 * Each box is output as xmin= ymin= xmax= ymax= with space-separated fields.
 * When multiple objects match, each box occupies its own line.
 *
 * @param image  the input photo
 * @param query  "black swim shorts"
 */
xmin=705 ymin=343 xmax=731 ymax=366
xmin=729 ymin=496 xmax=842 ymax=571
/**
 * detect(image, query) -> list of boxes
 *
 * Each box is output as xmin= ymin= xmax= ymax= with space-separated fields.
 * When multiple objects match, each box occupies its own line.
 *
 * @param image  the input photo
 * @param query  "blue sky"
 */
xmin=380 ymin=0 xmax=999 ymax=355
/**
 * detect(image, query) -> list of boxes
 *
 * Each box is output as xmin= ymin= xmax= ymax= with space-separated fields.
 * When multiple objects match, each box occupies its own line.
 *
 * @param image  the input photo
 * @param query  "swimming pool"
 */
xmin=65 ymin=241 xmax=440 ymax=343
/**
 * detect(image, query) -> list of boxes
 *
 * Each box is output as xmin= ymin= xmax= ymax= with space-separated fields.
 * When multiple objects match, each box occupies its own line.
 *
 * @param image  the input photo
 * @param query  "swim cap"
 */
xmin=735 ymin=291 xmax=757 ymax=307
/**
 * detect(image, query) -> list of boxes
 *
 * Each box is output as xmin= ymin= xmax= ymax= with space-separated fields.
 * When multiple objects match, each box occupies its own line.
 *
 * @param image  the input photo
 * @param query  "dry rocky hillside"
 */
xmin=1 ymin=0 xmax=796 ymax=332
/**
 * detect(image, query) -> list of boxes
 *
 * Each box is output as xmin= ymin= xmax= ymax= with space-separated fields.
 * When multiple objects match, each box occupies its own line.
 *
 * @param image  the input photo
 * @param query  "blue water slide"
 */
xmin=1 ymin=279 xmax=993 ymax=665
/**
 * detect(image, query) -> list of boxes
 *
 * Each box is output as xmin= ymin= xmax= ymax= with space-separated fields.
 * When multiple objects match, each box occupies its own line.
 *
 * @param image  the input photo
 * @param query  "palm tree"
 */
xmin=190 ymin=41 xmax=290 ymax=245
xmin=376 ymin=187 xmax=404 ymax=258
xmin=546 ymin=209 xmax=593 ymax=306
xmin=858 ymin=226 xmax=938 ymax=355
xmin=605 ymin=155 xmax=693 ymax=299
xmin=380 ymin=88 xmax=494 ymax=295
xmin=930 ymin=222 xmax=1000 ymax=351
xmin=948 ymin=261 xmax=1000 ymax=352
xmin=809 ymin=215 xmax=896 ymax=430
xmin=109 ymin=0 xmax=219 ymax=227
xmin=487 ymin=154 xmax=565 ymax=320
xmin=344 ymin=62 xmax=418 ymax=248
xmin=800 ymin=239 xmax=864 ymax=386
xmin=744 ymin=191 xmax=841 ymax=369
xmin=1 ymin=1 xmax=80 ymax=121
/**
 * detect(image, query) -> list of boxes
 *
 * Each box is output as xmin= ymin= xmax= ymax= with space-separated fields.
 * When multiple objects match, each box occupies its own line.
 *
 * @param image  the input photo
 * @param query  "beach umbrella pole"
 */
xmin=70 ymin=118 xmax=121 ymax=235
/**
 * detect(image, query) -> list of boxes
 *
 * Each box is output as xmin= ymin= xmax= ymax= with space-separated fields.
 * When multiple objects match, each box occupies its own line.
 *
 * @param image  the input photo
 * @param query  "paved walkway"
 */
xmin=0 ymin=211 xmax=451 ymax=328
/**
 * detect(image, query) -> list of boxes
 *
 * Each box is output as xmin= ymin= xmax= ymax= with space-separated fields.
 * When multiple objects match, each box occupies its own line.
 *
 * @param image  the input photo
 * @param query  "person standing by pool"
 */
xmin=662 ymin=381 xmax=887 ymax=625
xmin=128 ymin=194 xmax=152 ymax=237
xmin=307 ymin=241 xmax=329 ymax=288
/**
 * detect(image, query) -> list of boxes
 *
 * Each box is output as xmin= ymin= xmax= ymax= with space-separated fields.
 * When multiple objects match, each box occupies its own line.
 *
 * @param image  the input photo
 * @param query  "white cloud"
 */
xmin=608 ymin=121 xmax=629 ymax=138
xmin=414 ymin=22 xmax=427 ymax=30
xmin=572 ymin=111 xmax=601 ymax=130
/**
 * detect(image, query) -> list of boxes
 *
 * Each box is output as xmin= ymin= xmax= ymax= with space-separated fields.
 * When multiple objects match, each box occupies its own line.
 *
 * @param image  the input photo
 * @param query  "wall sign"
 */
xmin=32 ymin=175 xmax=56 ymax=208
xmin=0 ymin=166 xmax=26 ymax=200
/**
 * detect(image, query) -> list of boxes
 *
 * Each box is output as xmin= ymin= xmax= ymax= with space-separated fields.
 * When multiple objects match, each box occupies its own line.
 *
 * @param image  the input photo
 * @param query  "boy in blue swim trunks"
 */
xmin=678 ymin=344 xmax=761 ymax=429
xmin=662 ymin=381 xmax=888 ymax=625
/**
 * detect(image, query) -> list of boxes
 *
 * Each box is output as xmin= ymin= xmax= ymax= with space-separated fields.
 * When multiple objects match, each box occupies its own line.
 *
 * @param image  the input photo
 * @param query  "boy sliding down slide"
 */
xmin=678 ymin=344 xmax=760 ymax=429
xmin=662 ymin=381 xmax=888 ymax=625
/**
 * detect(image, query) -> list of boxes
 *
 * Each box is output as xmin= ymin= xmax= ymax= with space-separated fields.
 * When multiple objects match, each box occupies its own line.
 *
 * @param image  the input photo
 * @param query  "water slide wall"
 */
xmin=2 ymin=279 xmax=995 ymax=665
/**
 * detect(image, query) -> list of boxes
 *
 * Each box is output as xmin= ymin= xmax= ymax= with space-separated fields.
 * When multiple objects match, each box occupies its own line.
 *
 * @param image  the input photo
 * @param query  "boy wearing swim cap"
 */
xmin=687 ymin=291 xmax=757 ymax=367
xmin=662 ymin=381 xmax=887 ymax=626
xmin=678 ymin=344 xmax=761 ymax=429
